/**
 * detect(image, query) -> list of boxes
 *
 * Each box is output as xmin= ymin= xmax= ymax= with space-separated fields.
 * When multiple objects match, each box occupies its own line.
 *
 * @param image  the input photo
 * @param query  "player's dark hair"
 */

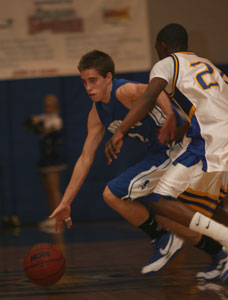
xmin=156 ymin=23 xmax=188 ymax=51
xmin=78 ymin=50 xmax=115 ymax=78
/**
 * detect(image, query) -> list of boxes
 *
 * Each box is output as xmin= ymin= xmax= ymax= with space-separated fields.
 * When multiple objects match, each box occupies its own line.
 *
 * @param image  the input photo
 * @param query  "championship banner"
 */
xmin=0 ymin=0 xmax=151 ymax=80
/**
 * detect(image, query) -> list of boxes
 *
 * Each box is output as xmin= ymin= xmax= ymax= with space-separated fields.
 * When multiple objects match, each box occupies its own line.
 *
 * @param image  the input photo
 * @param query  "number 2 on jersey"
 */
xmin=190 ymin=61 xmax=228 ymax=90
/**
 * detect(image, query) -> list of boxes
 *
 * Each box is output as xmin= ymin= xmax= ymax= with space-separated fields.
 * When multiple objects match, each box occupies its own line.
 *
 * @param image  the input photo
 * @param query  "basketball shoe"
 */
xmin=196 ymin=250 xmax=228 ymax=281
xmin=141 ymin=232 xmax=184 ymax=275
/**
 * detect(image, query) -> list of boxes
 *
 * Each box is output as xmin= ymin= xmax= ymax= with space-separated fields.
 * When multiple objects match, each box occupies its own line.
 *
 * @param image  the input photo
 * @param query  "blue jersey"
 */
xmin=95 ymin=78 xmax=183 ymax=154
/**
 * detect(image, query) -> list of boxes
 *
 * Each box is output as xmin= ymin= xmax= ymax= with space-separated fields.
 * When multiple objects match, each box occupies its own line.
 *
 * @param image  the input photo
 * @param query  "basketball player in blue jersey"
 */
xmin=105 ymin=24 xmax=228 ymax=282
xmin=48 ymin=49 xmax=188 ymax=263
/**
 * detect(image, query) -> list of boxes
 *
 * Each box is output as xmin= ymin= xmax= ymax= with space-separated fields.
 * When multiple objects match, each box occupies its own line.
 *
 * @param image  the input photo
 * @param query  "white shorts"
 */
xmin=154 ymin=161 xmax=228 ymax=217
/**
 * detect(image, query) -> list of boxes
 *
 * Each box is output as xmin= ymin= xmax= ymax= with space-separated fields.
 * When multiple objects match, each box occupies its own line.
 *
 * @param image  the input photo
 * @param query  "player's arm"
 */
xmin=155 ymin=91 xmax=178 ymax=144
xmin=115 ymin=83 xmax=148 ymax=108
xmin=49 ymin=104 xmax=105 ymax=231
xmin=173 ymin=107 xmax=190 ymax=141
xmin=105 ymin=78 xmax=168 ymax=164
xmin=117 ymin=82 xmax=174 ymax=115
xmin=61 ymin=104 xmax=105 ymax=204
xmin=157 ymin=95 xmax=190 ymax=143
xmin=116 ymin=82 xmax=177 ymax=143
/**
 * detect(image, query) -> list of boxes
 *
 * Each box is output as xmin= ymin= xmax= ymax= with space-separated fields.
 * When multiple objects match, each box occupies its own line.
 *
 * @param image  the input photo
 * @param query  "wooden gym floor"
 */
xmin=0 ymin=220 xmax=228 ymax=300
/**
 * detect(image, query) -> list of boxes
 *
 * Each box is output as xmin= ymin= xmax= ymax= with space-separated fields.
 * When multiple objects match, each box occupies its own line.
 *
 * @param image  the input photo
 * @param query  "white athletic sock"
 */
xmin=189 ymin=212 xmax=228 ymax=246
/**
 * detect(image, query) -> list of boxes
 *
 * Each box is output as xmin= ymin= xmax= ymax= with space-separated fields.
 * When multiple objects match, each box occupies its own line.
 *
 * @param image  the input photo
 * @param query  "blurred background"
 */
xmin=0 ymin=0 xmax=227 ymax=226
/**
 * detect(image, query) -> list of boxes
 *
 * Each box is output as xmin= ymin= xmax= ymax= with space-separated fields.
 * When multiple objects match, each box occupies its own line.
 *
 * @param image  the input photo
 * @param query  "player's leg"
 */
xmin=150 ymin=162 xmax=228 ymax=241
xmin=103 ymin=186 xmax=149 ymax=225
xmin=103 ymin=189 xmax=184 ymax=275
xmin=104 ymin=154 xmax=228 ymax=279
xmin=179 ymin=184 xmax=228 ymax=282
xmin=211 ymin=172 xmax=228 ymax=226
xmin=103 ymin=153 xmax=184 ymax=272
xmin=103 ymin=153 xmax=170 ymax=240
xmin=140 ymin=176 xmax=227 ymax=277
xmin=142 ymin=173 xmax=228 ymax=279
xmin=212 ymin=174 xmax=228 ymax=282
xmin=177 ymin=170 xmax=228 ymax=281
xmin=149 ymin=215 xmax=227 ymax=281
xmin=103 ymin=154 xmax=227 ymax=277
xmin=149 ymin=162 xmax=228 ymax=278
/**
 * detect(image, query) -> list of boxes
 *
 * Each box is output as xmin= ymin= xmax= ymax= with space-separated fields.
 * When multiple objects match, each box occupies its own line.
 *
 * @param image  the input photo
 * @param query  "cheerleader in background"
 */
xmin=24 ymin=94 xmax=67 ymax=230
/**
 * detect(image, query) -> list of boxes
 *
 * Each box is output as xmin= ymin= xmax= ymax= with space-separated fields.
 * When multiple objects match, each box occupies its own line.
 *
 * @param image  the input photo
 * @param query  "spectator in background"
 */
xmin=24 ymin=94 xmax=67 ymax=230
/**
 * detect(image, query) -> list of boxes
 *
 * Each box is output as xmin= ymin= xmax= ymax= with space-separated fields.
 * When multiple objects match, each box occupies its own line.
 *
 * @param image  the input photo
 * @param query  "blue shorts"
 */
xmin=107 ymin=152 xmax=172 ymax=202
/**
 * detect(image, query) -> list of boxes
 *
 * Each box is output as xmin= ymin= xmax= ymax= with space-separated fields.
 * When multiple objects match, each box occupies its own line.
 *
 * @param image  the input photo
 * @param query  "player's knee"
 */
xmin=103 ymin=186 xmax=116 ymax=206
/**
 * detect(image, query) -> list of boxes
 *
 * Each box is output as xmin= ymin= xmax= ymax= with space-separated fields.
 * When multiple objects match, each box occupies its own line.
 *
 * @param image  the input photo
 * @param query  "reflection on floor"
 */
xmin=0 ymin=220 xmax=228 ymax=300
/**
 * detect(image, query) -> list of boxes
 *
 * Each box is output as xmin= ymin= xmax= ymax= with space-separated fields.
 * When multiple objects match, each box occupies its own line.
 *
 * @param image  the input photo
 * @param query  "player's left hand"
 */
xmin=105 ymin=128 xmax=124 ymax=165
xmin=49 ymin=202 xmax=72 ymax=232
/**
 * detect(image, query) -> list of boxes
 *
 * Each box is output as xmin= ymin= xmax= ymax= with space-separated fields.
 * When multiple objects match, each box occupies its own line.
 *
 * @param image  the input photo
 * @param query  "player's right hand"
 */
xmin=105 ymin=128 xmax=124 ymax=165
xmin=49 ymin=202 xmax=72 ymax=232
xmin=158 ymin=112 xmax=177 ymax=145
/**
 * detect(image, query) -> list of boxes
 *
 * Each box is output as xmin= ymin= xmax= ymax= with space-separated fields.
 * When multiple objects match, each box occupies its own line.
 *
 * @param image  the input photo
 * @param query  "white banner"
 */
xmin=0 ymin=0 xmax=151 ymax=80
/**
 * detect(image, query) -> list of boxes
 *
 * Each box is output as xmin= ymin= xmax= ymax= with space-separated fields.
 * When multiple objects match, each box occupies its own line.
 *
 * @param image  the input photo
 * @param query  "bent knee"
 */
xmin=103 ymin=186 xmax=113 ymax=203
xmin=103 ymin=186 xmax=119 ymax=206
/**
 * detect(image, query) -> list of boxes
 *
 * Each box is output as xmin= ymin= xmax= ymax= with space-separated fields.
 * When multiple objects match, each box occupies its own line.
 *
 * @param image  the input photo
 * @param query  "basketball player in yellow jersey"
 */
xmin=105 ymin=23 xmax=228 ymax=282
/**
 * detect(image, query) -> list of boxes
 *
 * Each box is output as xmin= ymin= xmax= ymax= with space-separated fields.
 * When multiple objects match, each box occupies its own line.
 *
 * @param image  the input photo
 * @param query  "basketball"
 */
xmin=24 ymin=243 xmax=66 ymax=286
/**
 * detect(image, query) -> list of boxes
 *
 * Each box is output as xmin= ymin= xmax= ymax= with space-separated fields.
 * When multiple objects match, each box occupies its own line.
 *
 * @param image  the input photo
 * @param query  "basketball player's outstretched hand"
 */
xmin=105 ymin=128 xmax=124 ymax=165
xmin=49 ymin=202 xmax=72 ymax=232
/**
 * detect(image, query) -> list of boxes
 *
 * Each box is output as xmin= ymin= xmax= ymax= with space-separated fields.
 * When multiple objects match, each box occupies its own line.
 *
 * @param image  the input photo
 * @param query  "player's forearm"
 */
xmin=119 ymin=78 xmax=166 ymax=135
xmin=156 ymin=91 xmax=175 ymax=119
xmin=61 ymin=155 xmax=94 ymax=205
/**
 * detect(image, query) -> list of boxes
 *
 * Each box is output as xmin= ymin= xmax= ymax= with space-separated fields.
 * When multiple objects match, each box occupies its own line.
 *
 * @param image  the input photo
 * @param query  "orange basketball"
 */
xmin=24 ymin=243 xmax=66 ymax=286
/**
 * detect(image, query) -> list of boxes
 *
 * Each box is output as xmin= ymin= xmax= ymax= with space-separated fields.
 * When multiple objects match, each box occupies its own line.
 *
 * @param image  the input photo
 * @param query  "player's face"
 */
xmin=80 ymin=68 xmax=112 ymax=103
xmin=155 ymin=40 xmax=169 ymax=60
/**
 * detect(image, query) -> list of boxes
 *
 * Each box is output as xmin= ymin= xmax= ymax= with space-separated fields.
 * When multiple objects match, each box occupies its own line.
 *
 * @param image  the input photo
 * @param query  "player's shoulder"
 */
xmin=150 ymin=57 xmax=174 ymax=80
xmin=152 ymin=56 xmax=174 ymax=72
xmin=116 ymin=81 xmax=133 ymax=96
xmin=116 ymin=81 xmax=147 ymax=103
